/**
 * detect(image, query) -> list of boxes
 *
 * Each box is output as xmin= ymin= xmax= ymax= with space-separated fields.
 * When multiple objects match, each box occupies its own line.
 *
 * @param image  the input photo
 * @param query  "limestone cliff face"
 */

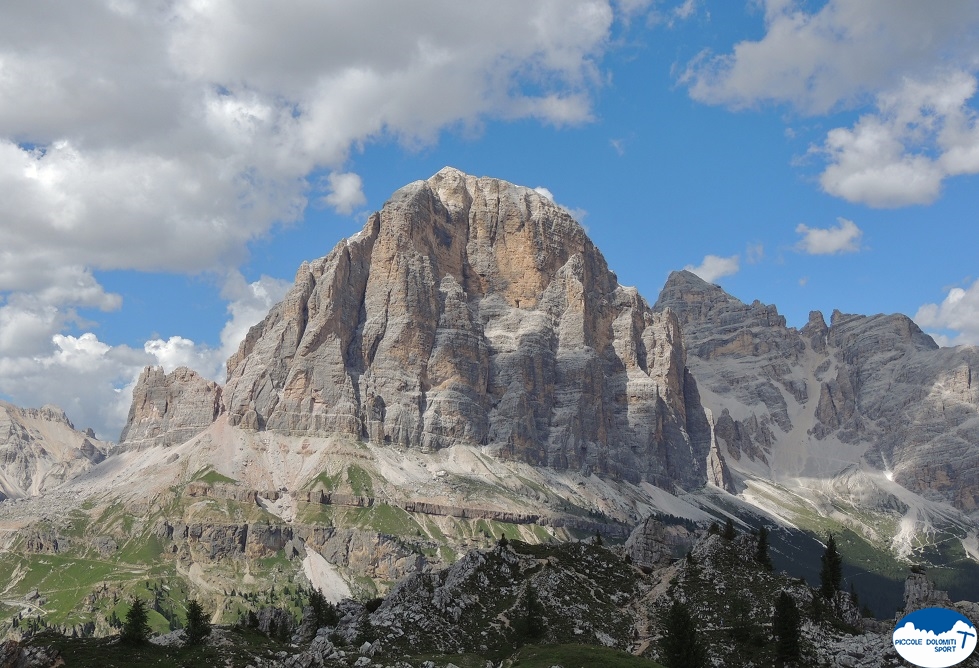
xmin=655 ymin=270 xmax=979 ymax=513
xmin=0 ymin=401 xmax=108 ymax=499
xmin=222 ymin=168 xmax=711 ymax=490
xmin=119 ymin=366 xmax=223 ymax=448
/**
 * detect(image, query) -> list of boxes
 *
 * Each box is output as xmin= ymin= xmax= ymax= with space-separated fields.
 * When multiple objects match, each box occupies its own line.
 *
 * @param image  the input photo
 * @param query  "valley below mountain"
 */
xmin=1 ymin=168 xmax=978 ymax=665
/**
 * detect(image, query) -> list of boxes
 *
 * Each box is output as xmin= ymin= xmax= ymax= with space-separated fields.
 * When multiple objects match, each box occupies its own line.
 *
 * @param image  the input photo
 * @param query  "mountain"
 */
xmin=0 ymin=401 xmax=108 ymax=501
xmin=2 ymin=168 xmax=979 ymax=650
xmin=217 ymin=166 xmax=712 ymax=490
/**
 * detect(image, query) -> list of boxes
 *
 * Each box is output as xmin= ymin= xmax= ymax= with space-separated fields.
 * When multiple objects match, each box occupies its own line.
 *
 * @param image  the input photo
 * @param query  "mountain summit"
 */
xmin=155 ymin=167 xmax=714 ymax=490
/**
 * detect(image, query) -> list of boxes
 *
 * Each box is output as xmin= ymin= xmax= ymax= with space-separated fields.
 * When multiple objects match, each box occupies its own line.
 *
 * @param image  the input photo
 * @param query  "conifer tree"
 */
xmin=819 ymin=533 xmax=843 ymax=599
xmin=773 ymin=591 xmax=801 ymax=666
xmin=755 ymin=526 xmax=773 ymax=571
xmin=661 ymin=601 xmax=707 ymax=668
xmin=309 ymin=588 xmax=339 ymax=627
xmin=722 ymin=517 xmax=736 ymax=541
xmin=120 ymin=597 xmax=150 ymax=644
xmin=184 ymin=599 xmax=211 ymax=645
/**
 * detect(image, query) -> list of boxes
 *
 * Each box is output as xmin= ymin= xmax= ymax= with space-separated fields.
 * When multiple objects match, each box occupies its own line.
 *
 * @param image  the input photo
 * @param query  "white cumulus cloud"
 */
xmin=681 ymin=0 xmax=979 ymax=114
xmin=915 ymin=279 xmax=979 ymax=347
xmin=795 ymin=218 xmax=863 ymax=255
xmin=0 ymin=272 xmax=292 ymax=440
xmin=684 ymin=254 xmax=740 ymax=283
xmin=323 ymin=172 xmax=367 ymax=215
xmin=680 ymin=1 xmax=979 ymax=208
xmin=819 ymin=72 xmax=979 ymax=207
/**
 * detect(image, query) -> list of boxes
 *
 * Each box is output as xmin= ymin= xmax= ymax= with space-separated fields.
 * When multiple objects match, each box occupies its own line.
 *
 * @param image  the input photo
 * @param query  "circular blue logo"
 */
xmin=893 ymin=607 xmax=977 ymax=668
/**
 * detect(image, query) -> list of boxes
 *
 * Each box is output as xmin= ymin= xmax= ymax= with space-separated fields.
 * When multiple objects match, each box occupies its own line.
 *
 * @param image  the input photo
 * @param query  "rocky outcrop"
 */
xmin=366 ymin=540 xmax=638 ymax=656
xmin=624 ymin=515 xmax=700 ymax=568
xmin=0 ymin=401 xmax=109 ymax=500
xmin=655 ymin=270 xmax=979 ymax=513
xmin=155 ymin=520 xmax=426 ymax=584
xmin=118 ymin=366 xmax=223 ymax=448
xmin=221 ymin=168 xmax=715 ymax=491
xmin=0 ymin=639 xmax=63 ymax=668
xmin=902 ymin=570 xmax=951 ymax=613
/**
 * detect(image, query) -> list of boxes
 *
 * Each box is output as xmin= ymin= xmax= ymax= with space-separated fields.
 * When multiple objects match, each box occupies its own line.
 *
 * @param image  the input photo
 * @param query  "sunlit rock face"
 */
xmin=221 ymin=168 xmax=712 ymax=490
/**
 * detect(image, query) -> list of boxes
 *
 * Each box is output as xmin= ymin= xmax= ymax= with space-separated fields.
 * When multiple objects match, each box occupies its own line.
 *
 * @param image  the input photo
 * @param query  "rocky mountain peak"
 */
xmin=655 ymin=272 xmax=979 ymax=514
xmin=219 ymin=168 xmax=715 ymax=490
xmin=0 ymin=401 xmax=109 ymax=499
xmin=118 ymin=366 xmax=223 ymax=449
xmin=20 ymin=404 xmax=74 ymax=429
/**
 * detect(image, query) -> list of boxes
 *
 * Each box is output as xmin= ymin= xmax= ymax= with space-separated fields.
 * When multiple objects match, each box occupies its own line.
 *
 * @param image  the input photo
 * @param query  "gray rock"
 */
xmin=119 ymin=366 xmax=223 ymax=448
xmin=655 ymin=269 xmax=979 ymax=514
xmin=0 ymin=400 xmax=110 ymax=499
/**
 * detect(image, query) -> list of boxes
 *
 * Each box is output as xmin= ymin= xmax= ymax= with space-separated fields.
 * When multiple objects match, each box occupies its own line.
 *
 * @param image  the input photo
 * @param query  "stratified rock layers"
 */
xmin=222 ymin=168 xmax=711 ymax=489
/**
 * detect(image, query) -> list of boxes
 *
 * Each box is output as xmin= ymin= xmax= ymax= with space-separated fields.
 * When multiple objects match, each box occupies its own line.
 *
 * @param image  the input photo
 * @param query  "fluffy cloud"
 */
xmin=143 ymin=336 xmax=218 ymax=379
xmin=680 ymin=1 xmax=979 ymax=207
xmin=1 ymin=1 xmax=612 ymax=286
xmin=682 ymin=1 xmax=979 ymax=114
xmin=0 ymin=272 xmax=291 ymax=440
xmin=819 ymin=72 xmax=979 ymax=207
xmin=323 ymin=172 xmax=367 ymax=215
xmin=0 ymin=332 xmax=150 ymax=440
xmin=0 ymin=0 xmax=615 ymax=433
xmin=915 ymin=280 xmax=979 ymax=347
xmin=795 ymin=218 xmax=863 ymax=255
xmin=684 ymin=254 xmax=740 ymax=283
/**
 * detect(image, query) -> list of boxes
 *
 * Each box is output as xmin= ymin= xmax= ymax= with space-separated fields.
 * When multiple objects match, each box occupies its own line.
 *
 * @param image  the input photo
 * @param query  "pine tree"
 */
xmin=661 ymin=601 xmax=707 ymax=668
xmin=755 ymin=526 xmax=773 ymax=571
xmin=309 ymin=588 xmax=339 ymax=627
xmin=184 ymin=599 xmax=211 ymax=645
xmin=722 ymin=517 xmax=736 ymax=541
xmin=519 ymin=584 xmax=545 ymax=640
xmin=120 ymin=597 xmax=151 ymax=644
xmin=773 ymin=591 xmax=801 ymax=666
xmin=819 ymin=533 xmax=843 ymax=599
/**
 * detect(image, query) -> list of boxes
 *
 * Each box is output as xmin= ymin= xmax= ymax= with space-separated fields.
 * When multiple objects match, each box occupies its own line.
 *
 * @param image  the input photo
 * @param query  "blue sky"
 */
xmin=2 ymin=0 xmax=979 ymax=438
